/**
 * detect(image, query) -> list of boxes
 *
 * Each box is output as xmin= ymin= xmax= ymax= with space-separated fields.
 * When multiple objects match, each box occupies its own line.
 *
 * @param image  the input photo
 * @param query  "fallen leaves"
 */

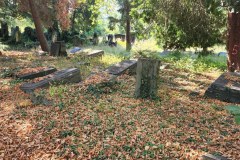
xmin=17 ymin=99 xmax=33 ymax=108
xmin=0 ymin=51 xmax=239 ymax=159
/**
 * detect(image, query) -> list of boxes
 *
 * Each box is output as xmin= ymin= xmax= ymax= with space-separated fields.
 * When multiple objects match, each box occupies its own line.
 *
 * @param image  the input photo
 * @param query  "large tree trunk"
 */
xmin=227 ymin=12 xmax=240 ymax=72
xmin=28 ymin=0 xmax=49 ymax=52
xmin=125 ymin=0 xmax=131 ymax=51
xmin=135 ymin=58 xmax=161 ymax=99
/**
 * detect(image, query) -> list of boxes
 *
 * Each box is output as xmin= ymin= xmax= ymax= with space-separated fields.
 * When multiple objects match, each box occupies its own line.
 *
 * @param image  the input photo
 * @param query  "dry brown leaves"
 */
xmin=0 ymin=52 xmax=240 ymax=159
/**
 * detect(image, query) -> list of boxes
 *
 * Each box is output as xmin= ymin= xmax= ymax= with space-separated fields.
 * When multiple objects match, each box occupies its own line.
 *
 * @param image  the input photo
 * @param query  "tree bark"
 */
xmin=71 ymin=10 xmax=77 ymax=33
xmin=227 ymin=12 xmax=240 ymax=72
xmin=125 ymin=0 xmax=131 ymax=51
xmin=135 ymin=58 xmax=161 ymax=99
xmin=28 ymin=0 xmax=49 ymax=52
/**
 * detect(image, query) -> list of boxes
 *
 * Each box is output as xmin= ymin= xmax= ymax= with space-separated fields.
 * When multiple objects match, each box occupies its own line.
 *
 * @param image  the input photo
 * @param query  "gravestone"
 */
xmin=1 ymin=22 xmax=9 ymax=40
xmin=70 ymin=47 xmax=81 ymax=54
xmin=86 ymin=50 xmax=104 ymax=58
xmin=105 ymin=60 xmax=137 ymax=75
xmin=115 ymin=34 xmax=125 ymax=41
xmin=20 ymin=68 xmax=81 ymax=92
xmin=16 ymin=68 xmax=57 ymax=80
xmin=92 ymin=32 xmax=99 ymax=45
xmin=135 ymin=58 xmax=161 ymax=99
xmin=107 ymin=34 xmax=117 ymax=47
xmin=202 ymin=154 xmax=230 ymax=160
xmin=218 ymin=52 xmax=227 ymax=57
xmin=10 ymin=26 xmax=21 ymax=43
xmin=205 ymin=72 xmax=240 ymax=103
xmin=50 ymin=41 xmax=67 ymax=56
xmin=23 ymin=27 xmax=37 ymax=41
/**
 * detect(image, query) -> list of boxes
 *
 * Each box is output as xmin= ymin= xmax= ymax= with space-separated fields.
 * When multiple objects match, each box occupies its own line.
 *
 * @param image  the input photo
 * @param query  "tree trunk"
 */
xmin=227 ymin=12 xmax=240 ymax=72
xmin=28 ymin=0 xmax=49 ymax=52
xmin=71 ymin=10 xmax=77 ymax=33
xmin=125 ymin=0 xmax=131 ymax=51
xmin=135 ymin=58 xmax=161 ymax=99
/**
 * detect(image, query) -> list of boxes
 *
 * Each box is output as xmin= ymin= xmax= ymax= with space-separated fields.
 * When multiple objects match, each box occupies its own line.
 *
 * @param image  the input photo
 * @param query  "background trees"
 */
xmin=132 ymin=0 xmax=226 ymax=52
xmin=1 ymin=0 xmax=237 ymax=70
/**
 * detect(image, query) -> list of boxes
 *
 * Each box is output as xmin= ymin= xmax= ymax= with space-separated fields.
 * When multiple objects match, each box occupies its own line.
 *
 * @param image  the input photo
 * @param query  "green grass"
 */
xmin=160 ymin=51 xmax=227 ymax=72
xmin=225 ymin=105 xmax=240 ymax=125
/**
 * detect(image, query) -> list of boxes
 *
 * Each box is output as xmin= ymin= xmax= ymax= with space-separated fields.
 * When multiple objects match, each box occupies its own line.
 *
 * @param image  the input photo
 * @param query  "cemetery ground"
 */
xmin=0 ymin=43 xmax=240 ymax=159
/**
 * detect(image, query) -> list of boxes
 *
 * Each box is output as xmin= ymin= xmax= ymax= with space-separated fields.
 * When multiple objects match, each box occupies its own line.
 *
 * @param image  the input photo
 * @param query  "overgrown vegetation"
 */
xmin=160 ymin=51 xmax=227 ymax=72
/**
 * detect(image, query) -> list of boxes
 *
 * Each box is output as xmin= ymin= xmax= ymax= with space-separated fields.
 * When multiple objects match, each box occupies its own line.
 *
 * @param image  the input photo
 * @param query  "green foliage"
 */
xmin=223 ymin=0 xmax=240 ymax=12
xmin=132 ymin=50 xmax=159 ymax=59
xmin=72 ymin=0 xmax=101 ymax=34
xmin=86 ymin=81 xmax=119 ymax=98
xmin=225 ymin=105 xmax=240 ymax=115
xmin=0 ymin=68 xmax=16 ymax=78
xmin=132 ymin=0 xmax=226 ymax=50
xmin=161 ymin=51 xmax=227 ymax=72
xmin=225 ymin=105 xmax=240 ymax=125
xmin=235 ymin=116 xmax=240 ymax=125
xmin=59 ymin=130 xmax=76 ymax=138
xmin=49 ymin=86 xmax=67 ymax=98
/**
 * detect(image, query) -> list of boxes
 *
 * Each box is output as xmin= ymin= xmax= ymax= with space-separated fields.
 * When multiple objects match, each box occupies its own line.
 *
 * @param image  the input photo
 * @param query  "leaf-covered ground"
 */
xmin=0 ymin=51 xmax=239 ymax=159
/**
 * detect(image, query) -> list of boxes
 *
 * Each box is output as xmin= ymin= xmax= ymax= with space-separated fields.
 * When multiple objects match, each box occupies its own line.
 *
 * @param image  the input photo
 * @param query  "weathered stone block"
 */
xmin=17 ymin=68 xmax=57 ymax=80
xmin=205 ymin=72 xmax=240 ymax=103
xmin=20 ymin=68 xmax=81 ymax=92
xmin=105 ymin=60 xmax=137 ymax=75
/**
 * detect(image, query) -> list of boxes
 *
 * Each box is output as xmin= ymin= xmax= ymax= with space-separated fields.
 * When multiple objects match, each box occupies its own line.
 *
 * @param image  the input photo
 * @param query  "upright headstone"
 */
xmin=92 ymin=32 xmax=98 ymax=45
xmin=50 ymin=41 xmax=67 ymax=56
xmin=15 ymin=28 xmax=21 ymax=43
xmin=135 ymin=58 xmax=161 ymax=99
xmin=1 ymin=22 xmax=9 ymax=40
xmin=11 ymin=26 xmax=21 ymax=43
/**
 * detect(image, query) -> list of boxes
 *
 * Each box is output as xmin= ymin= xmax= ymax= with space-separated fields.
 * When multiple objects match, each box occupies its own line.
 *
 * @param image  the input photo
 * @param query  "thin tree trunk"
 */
xmin=71 ymin=10 xmax=76 ymax=33
xmin=28 ymin=0 xmax=49 ymax=52
xmin=125 ymin=0 xmax=131 ymax=51
xmin=227 ymin=12 xmax=240 ymax=72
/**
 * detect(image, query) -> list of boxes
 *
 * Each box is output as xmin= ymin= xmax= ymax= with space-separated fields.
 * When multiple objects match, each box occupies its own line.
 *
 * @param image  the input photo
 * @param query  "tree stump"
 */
xmin=135 ymin=58 xmax=161 ymax=99
xmin=50 ymin=41 xmax=67 ymax=56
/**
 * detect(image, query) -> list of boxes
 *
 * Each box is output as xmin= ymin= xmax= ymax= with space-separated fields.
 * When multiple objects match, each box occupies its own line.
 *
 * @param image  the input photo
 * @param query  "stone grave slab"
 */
xmin=86 ymin=50 xmax=104 ymax=58
xmin=70 ymin=47 xmax=81 ymax=54
xmin=202 ymin=154 xmax=230 ymax=160
xmin=218 ymin=52 xmax=227 ymax=57
xmin=50 ymin=41 xmax=67 ymax=56
xmin=20 ymin=68 xmax=81 ymax=92
xmin=204 ymin=72 xmax=240 ymax=103
xmin=105 ymin=60 xmax=137 ymax=75
xmin=17 ymin=67 xmax=57 ymax=80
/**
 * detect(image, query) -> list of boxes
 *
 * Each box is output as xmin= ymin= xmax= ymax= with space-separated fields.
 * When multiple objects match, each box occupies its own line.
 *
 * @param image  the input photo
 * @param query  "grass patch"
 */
xmin=225 ymin=105 xmax=240 ymax=125
xmin=160 ymin=51 xmax=227 ymax=72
